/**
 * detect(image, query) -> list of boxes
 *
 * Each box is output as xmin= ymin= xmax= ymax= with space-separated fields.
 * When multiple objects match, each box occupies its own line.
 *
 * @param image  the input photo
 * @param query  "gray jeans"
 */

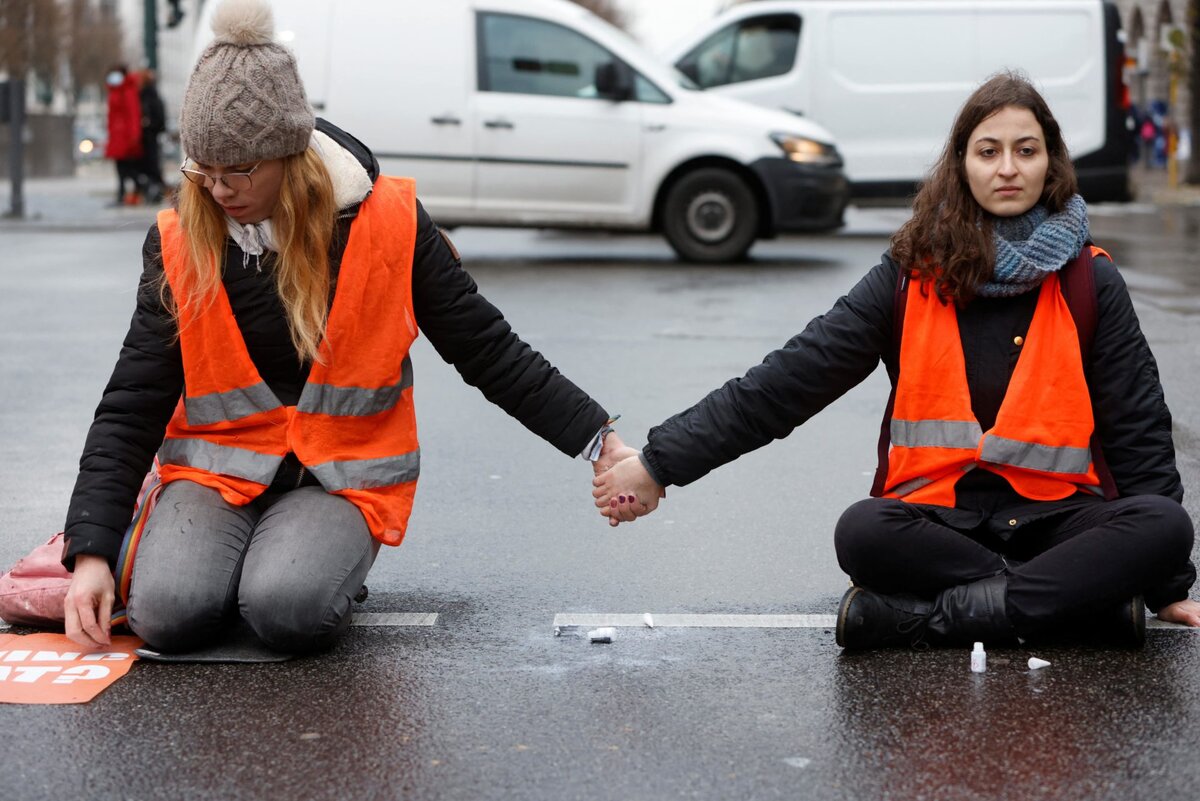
xmin=127 ymin=480 xmax=380 ymax=654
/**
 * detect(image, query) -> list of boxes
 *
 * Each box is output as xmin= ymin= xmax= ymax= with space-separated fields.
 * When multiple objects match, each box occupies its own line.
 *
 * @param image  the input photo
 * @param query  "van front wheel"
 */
xmin=662 ymin=168 xmax=758 ymax=263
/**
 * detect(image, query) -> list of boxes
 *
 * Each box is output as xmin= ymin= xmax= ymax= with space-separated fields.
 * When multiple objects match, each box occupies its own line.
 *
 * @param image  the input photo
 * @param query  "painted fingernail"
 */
xmin=618 ymin=495 xmax=626 ymax=503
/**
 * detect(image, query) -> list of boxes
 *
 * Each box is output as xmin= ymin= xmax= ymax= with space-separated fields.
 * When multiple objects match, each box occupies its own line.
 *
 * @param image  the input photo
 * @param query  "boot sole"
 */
xmin=1127 ymin=596 xmax=1146 ymax=649
xmin=835 ymin=587 xmax=861 ymax=649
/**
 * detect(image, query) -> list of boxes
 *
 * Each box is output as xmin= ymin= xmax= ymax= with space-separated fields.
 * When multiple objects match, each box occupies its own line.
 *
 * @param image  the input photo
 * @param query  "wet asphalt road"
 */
xmin=1 ymin=206 xmax=1198 ymax=801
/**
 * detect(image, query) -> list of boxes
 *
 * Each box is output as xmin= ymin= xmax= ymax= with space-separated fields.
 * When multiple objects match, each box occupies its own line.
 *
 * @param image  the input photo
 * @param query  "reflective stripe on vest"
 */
xmin=308 ymin=449 xmax=422 ymax=492
xmin=186 ymin=355 xmax=416 ymax=425
xmin=883 ymin=267 xmax=1101 ymax=507
xmin=184 ymin=381 xmax=279 ymax=426
xmin=887 ymin=476 xmax=933 ymax=498
xmin=154 ymin=176 xmax=422 ymax=544
xmin=297 ymin=356 xmax=414 ymax=417
xmin=158 ymin=437 xmax=283 ymax=485
xmin=891 ymin=422 xmax=1094 ymax=476
xmin=979 ymin=434 xmax=1092 ymax=475
xmin=887 ymin=465 xmax=976 ymax=499
xmin=890 ymin=419 xmax=982 ymax=450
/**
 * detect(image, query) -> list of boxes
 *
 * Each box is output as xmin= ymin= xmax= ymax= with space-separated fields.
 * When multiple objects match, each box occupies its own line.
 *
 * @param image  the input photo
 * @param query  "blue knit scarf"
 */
xmin=977 ymin=194 xmax=1090 ymax=298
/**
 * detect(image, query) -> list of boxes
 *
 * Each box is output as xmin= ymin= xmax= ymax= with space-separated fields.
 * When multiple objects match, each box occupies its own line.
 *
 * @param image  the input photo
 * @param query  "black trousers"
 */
xmin=140 ymin=131 xmax=163 ymax=191
xmin=115 ymin=158 xmax=141 ymax=199
xmin=835 ymin=495 xmax=1194 ymax=636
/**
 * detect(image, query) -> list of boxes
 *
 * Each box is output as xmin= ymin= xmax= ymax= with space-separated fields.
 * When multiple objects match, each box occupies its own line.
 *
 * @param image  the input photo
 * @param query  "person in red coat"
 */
xmin=104 ymin=65 xmax=144 ymax=205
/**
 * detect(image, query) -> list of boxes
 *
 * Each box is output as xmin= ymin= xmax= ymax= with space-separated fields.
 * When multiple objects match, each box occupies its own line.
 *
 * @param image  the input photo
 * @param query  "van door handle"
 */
xmin=483 ymin=118 xmax=514 ymax=130
xmin=430 ymin=115 xmax=462 ymax=126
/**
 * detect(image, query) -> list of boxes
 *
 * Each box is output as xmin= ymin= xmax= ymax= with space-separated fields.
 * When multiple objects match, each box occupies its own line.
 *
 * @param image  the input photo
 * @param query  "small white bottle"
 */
xmin=970 ymin=641 xmax=987 ymax=673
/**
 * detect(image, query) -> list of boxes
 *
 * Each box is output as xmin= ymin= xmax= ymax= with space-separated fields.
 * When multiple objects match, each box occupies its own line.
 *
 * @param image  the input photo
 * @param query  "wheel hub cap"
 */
xmin=686 ymin=191 xmax=735 ymax=243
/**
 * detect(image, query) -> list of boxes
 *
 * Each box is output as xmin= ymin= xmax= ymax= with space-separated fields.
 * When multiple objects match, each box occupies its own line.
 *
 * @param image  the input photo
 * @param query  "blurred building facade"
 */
xmin=1113 ymin=0 xmax=1191 ymax=125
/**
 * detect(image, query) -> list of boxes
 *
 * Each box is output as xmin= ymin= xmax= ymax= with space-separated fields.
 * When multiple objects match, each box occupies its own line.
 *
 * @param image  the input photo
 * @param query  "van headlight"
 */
xmin=770 ymin=133 xmax=841 ymax=166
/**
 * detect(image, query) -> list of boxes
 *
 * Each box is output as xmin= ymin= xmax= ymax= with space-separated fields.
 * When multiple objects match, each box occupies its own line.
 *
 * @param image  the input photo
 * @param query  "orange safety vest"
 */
xmin=882 ymin=255 xmax=1107 ymax=507
xmin=155 ymin=176 xmax=421 ymax=545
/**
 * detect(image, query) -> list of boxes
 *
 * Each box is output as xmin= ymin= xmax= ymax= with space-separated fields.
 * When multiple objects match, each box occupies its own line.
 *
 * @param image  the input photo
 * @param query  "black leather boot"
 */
xmin=837 ymin=576 xmax=1018 ymax=650
xmin=1115 ymin=596 xmax=1147 ymax=648
xmin=1027 ymin=596 xmax=1146 ymax=649
xmin=923 ymin=575 xmax=1018 ymax=647
xmin=836 ymin=587 xmax=934 ymax=649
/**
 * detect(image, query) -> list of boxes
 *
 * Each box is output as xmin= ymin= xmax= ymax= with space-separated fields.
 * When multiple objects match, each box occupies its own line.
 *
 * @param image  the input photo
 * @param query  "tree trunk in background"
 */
xmin=0 ymin=0 xmax=33 ymax=217
xmin=29 ymin=0 xmax=63 ymax=107
xmin=65 ymin=0 xmax=124 ymax=104
xmin=2 ymin=0 xmax=123 ymax=107
xmin=1188 ymin=0 xmax=1200 ymax=184
xmin=0 ymin=0 xmax=35 ymax=76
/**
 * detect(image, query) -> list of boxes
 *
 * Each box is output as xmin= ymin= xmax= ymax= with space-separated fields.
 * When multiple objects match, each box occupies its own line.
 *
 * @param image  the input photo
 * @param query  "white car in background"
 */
xmin=194 ymin=0 xmax=850 ymax=262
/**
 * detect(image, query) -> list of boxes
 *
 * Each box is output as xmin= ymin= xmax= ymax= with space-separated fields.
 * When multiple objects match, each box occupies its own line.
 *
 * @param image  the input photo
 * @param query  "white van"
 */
xmin=665 ymin=0 xmax=1132 ymax=203
xmin=192 ymin=0 xmax=850 ymax=262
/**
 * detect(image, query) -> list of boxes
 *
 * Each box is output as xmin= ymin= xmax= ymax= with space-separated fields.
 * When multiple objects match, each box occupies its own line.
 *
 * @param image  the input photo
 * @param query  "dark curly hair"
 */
xmin=890 ymin=71 xmax=1078 ymax=303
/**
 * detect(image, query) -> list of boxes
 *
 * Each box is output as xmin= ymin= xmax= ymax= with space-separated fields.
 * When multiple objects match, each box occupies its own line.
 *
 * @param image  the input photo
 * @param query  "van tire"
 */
xmin=662 ymin=168 xmax=758 ymax=263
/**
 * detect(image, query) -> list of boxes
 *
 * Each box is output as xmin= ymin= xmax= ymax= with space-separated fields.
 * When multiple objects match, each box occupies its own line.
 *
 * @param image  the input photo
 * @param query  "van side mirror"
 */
xmin=595 ymin=61 xmax=634 ymax=101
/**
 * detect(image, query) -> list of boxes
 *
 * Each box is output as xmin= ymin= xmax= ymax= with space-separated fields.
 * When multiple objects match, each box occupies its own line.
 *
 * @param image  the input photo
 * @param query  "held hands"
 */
xmin=593 ymin=452 xmax=665 ymax=527
xmin=1157 ymin=599 xmax=1200 ymax=627
xmin=593 ymin=429 xmax=638 ymax=476
xmin=63 ymin=554 xmax=115 ymax=648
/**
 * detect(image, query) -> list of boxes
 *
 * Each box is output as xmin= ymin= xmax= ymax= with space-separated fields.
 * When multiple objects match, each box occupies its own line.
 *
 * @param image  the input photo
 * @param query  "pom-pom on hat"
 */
xmin=179 ymin=0 xmax=314 ymax=166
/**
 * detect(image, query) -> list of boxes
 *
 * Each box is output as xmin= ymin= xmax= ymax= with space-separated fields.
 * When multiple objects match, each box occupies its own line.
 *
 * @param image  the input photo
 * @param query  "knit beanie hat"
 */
xmin=179 ymin=0 xmax=314 ymax=165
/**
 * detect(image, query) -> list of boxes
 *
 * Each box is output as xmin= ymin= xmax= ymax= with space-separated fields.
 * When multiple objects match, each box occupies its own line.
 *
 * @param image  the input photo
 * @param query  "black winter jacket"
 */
xmin=64 ymin=120 xmax=608 ymax=569
xmin=642 ymin=251 xmax=1180 ymax=502
xmin=641 ymin=250 xmax=1194 ymax=604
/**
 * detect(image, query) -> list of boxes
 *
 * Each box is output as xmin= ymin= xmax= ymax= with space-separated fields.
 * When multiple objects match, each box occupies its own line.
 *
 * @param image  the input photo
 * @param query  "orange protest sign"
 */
xmin=0 ymin=632 xmax=142 ymax=704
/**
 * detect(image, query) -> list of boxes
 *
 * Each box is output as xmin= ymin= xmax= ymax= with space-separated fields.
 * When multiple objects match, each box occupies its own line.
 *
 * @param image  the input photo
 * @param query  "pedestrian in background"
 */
xmin=138 ymin=68 xmax=167 ymax=203
xmin=595 ymin=71 xmax=1200 ymax=648
xmin=103 ymin=64 xmax=144 ymax=206
xmin=1140 ymin=113 xmax=1158 ymax=168
xmin=61 ymin=0 xmax=632 ymax=657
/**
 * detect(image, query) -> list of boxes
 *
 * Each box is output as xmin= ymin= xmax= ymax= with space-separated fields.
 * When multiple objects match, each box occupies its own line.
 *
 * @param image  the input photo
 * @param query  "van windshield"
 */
xmin=676 ymin=13 xmax=801 ymax=89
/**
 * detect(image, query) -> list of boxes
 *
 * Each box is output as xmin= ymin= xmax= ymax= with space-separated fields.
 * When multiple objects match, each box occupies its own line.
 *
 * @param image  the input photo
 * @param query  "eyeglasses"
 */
xmin=179 ymin=160 xmax=262 ymax=191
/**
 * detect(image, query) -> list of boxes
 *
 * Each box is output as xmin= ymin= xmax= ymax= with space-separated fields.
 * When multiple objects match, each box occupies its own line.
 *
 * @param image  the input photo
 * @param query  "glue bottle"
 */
xmin=970 ymin=641 xmax=987 ymax=673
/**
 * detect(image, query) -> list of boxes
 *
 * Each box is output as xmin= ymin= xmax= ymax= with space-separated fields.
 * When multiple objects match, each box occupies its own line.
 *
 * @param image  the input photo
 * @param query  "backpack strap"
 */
xmin=1060 ymin=243 xmax=1119 ymax=500
xmin=1060 ymin=244 xmax=1103 ymax=360
xmin=870 ymin=269 xmax=908 ymax=497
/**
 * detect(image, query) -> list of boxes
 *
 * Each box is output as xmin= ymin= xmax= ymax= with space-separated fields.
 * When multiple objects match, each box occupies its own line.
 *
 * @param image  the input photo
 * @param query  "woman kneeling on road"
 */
xmin=594 ymin=71 xmax=1199 ymax=648
xmin=61 ymin=0 xmax=631 ymax=656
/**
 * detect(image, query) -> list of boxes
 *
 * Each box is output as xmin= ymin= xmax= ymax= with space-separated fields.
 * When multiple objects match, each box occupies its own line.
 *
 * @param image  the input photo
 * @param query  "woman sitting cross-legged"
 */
xmin=594 ymin=71 xmax=1199 ymax=649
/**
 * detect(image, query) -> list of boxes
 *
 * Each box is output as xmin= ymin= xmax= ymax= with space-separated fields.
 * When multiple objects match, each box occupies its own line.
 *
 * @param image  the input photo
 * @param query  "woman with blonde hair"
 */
xmin=61 ymin=0 xmax=629 ymax=657
xmin=595 ymin=71 xmax=1199 ymax=649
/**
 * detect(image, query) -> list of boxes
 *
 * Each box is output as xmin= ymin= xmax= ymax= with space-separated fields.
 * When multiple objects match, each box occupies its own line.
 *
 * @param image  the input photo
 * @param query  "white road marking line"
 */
xmin=554 ymin=613 xmax=839 ymax=629
xmin=350 ymin=612 xmax=438 ymax=627
xmin=555 ymin=614 xmax=1197 ymax=631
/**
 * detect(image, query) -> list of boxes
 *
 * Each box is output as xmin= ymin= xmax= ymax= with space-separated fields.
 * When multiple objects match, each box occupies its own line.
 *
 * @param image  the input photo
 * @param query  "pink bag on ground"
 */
xmin=0 ymin=533 xmax=71 ymax=628
xmin=0 ymin=462 xmax=163 ymax=629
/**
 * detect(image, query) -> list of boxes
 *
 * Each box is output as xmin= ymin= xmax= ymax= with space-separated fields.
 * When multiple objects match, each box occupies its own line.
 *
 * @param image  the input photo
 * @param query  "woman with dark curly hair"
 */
xmin=594 ymin=71 xmax=1198 ymax=649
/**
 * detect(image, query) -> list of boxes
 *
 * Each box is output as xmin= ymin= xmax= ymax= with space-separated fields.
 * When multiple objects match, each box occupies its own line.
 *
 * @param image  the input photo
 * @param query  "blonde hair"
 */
xmin=169 ymin=148 xmax=338 ymax=363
